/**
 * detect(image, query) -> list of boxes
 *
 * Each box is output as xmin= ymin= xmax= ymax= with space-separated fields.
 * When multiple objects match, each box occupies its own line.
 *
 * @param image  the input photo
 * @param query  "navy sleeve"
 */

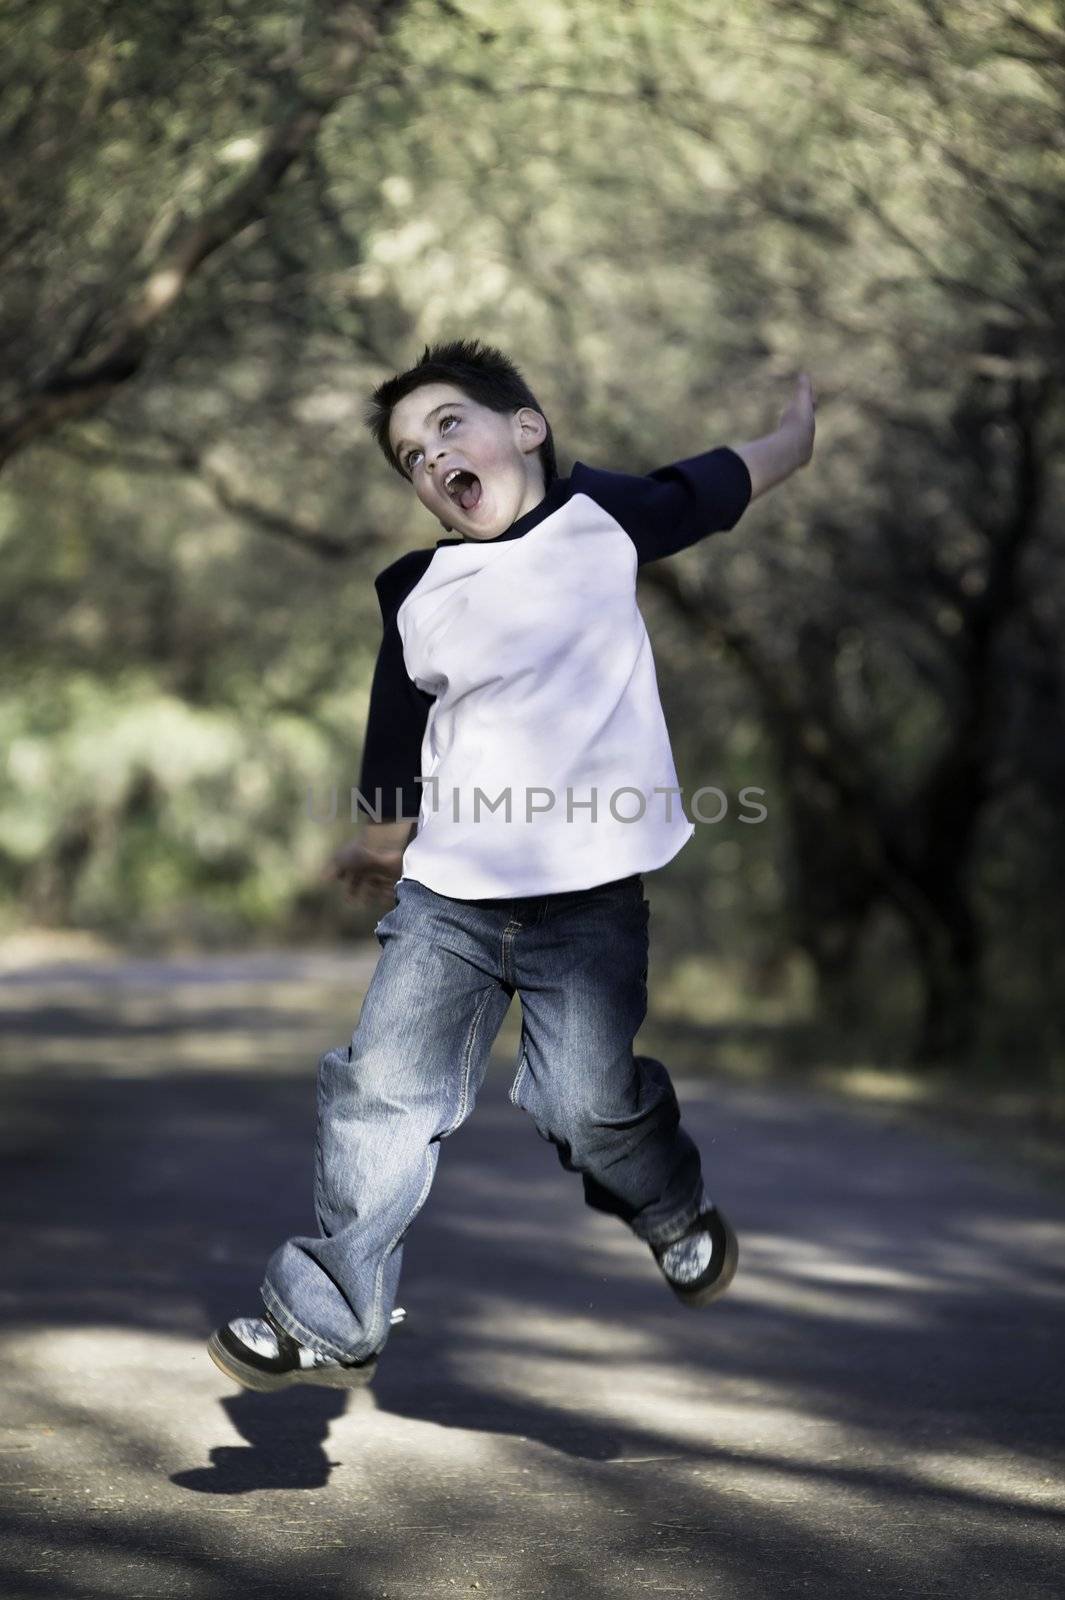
xmin=571 ymin=446 xmax=752 ymax=566
xmin=356 ymin=555 xmax=436 ymax=823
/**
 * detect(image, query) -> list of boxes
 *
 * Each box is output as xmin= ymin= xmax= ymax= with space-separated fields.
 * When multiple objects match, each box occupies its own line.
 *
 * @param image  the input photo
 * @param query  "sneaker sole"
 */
xmin=665 ymin=1209 xmax=740 ymax=1309
xmin=206 ymin=1331 xmax=379 ymax=1392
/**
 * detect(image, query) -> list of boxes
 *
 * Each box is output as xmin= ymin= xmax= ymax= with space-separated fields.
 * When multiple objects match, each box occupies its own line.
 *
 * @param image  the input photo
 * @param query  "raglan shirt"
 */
xmin=356 ymin=446 xmax=753 ymax=898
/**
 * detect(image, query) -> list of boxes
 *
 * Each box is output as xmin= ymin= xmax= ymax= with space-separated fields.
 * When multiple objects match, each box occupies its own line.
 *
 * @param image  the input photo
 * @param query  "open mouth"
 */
xmin=443 ymin=468 xmax=482 ymax=513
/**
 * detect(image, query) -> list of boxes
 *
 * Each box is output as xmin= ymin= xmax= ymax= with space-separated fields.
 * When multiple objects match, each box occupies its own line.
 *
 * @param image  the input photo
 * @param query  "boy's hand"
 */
xmin=776 ymin=371 xmax=816 ymax=468
xmin=730 ymin=371 xmax=816 ymax=501
xmin=321 ymin=838 xmax=404 ymax=909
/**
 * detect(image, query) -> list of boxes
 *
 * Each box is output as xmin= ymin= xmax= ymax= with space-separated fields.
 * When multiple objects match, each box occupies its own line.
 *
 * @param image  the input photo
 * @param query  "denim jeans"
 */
xmin=260 ymin=871 xmax=707 ymax=1362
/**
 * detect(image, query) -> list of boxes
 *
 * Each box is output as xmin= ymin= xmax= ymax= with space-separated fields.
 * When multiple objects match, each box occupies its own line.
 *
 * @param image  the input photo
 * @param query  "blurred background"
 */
xmin=1 ymin=0 xmax=1062 ymax=1113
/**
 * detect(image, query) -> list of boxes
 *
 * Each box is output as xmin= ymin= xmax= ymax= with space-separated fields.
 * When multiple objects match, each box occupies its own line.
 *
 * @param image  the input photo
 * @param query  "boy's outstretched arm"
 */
xmin=728 ymin=372 xmax=816 ymax=502
xmin=567 ymin=371 xmax=816 ymax=567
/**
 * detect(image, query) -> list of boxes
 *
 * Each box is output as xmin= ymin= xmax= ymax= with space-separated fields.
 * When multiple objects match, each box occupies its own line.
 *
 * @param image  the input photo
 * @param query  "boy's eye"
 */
xmin=404 ymin=413 xmax=459 ymax=473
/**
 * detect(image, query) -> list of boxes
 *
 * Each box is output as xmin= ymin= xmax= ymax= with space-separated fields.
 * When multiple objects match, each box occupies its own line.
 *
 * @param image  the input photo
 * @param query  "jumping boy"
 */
xmin=208 ymin=339 xmax=816 ymax=1391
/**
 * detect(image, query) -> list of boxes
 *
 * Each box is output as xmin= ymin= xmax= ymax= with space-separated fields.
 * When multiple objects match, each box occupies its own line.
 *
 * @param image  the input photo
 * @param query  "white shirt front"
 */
xmin=357 ymin=448 xmax=752 ymax=898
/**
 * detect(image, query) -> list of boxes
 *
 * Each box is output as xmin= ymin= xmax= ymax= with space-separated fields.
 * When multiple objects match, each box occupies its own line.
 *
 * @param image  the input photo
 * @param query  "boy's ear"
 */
xmin=515 ymin=406 xmax=547 ymax=451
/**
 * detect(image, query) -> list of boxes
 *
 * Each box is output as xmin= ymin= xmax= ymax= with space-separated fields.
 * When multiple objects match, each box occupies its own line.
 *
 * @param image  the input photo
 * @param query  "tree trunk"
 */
xmin=904 ymin=885 xmax=983 ymax=1064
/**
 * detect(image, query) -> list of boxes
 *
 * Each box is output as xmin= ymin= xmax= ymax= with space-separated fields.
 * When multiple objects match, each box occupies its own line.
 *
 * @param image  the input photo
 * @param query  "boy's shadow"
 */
xmin=172 ymin=1310 xmax=640 ymax=1495
xmin=171 ymin=1388 xmax=350 ymax=1494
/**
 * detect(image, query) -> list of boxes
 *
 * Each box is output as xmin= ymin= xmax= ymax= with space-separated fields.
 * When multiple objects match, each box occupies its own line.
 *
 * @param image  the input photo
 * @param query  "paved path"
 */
xmin=1 ymin=952 xmax=1063 ymax=1598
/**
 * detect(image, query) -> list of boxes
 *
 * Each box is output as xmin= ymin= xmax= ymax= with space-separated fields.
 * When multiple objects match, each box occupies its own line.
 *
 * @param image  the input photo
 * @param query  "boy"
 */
xmin=208 ymin=339 xmax=816 ymax=1391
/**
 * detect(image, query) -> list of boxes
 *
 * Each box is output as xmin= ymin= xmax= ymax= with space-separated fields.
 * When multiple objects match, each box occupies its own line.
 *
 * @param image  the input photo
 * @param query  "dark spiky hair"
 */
xmin=365 ymin=337 xmax=558 ymax=488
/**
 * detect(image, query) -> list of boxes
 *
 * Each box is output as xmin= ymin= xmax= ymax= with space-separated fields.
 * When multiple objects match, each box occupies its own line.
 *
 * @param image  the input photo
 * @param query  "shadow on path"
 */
xmin=2 ymin=956 xmax=1064 ymax=1598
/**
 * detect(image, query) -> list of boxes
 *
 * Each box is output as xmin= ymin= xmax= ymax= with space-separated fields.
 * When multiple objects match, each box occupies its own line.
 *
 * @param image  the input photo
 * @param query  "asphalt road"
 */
xmin=1 ymin=949 xmax=1063 ymax=1599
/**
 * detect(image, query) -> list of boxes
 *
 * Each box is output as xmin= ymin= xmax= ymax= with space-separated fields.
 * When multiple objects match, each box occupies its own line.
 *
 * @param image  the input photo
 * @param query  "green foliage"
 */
xmin=1 ymin=1 xmax=1063 ymax=1066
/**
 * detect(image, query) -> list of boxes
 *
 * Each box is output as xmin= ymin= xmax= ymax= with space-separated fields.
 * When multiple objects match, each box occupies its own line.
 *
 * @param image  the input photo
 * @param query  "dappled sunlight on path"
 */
xmin=2 ymin=948 xmax=1062 ymax=1597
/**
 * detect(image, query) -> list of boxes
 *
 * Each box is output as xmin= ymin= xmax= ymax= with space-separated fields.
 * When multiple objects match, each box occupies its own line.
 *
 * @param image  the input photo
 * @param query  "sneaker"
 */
xmin=207 ymin=1306 xmax=404 ymax=1392
xmin=651 ymin=1203 xmax=739 ymax=1308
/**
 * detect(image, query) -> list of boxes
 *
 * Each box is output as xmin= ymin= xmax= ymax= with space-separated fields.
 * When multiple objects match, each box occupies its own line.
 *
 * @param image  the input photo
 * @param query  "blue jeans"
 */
xmin=261 ymin=871 xmax=706 ymax=1362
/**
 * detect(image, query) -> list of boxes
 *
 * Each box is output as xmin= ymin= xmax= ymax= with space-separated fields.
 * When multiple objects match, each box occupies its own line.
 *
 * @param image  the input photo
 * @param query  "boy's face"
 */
xmin=387 ymin=382 xmax=548 ymax=541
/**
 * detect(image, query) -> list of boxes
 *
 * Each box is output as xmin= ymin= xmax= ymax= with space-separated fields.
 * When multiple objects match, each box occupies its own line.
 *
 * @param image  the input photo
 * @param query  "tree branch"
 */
xmin=40 ymin=429 xmax=357 ymax=563
xmin=0 ymin=0 xmax=406 ymax=472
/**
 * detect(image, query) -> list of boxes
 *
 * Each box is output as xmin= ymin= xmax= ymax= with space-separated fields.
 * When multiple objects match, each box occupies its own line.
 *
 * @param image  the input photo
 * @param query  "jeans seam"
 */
xmin=362 ymin=1150 xmax=437 ymax=1358
xmin=362 ymin=979 xmax=496 ymax=1354
xmin=312 ymin=1051 xmax=331 ymax=1235
xmin=509 ymin=1048 xmax=529 ymax=1107
xmin=447 ymin=982 xmax=495 ymax=1134
xmin=500 ymin=918 xmax=521 ymax=986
